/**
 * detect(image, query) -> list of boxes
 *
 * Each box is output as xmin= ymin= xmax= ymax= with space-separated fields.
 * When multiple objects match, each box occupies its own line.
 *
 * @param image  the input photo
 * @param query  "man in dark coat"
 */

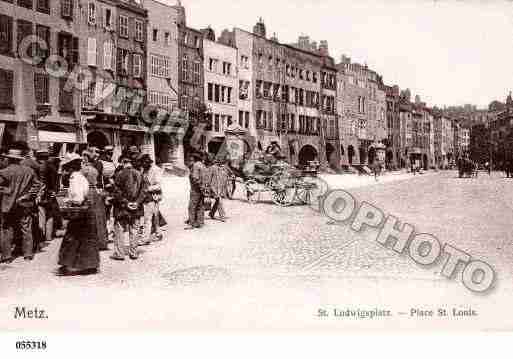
xmin=0 ymin=149 xmax=41 ymax=262
xmin=185 ymin=152 xmax=206 ymax=229
xmin=36 ymin=150 xmax=59 ymax=243
xmin=111 ymin=156 xmax=145 ymax=260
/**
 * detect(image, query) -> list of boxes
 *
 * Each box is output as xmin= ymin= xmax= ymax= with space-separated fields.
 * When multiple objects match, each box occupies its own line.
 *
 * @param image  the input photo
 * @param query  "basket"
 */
xmin=57 ymin=196 xmax=89 ymax=220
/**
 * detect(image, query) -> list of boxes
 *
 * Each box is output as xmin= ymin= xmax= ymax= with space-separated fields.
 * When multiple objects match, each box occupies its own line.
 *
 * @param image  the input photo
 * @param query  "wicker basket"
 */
xmin=57 ymin=196 xmax=89 ymax=220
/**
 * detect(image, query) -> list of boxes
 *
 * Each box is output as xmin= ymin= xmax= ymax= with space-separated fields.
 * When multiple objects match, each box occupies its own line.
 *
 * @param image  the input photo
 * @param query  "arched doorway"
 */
xmin=347 ymin=145 xmax=355 ymax=164
xmin=154 ymin=132 xmax=175 ymax=165
xmin=87 ymin=130 xmax=110 ymax=149
xmin=368 ymin=147 xmax=376 ymax=165
xmin=298 ymin=144 xmax=318 ymax=166
xmin=359 ymin=146 xmax=367 ymax=164
xmin=326 ymin=143 xmax=335 ymax=166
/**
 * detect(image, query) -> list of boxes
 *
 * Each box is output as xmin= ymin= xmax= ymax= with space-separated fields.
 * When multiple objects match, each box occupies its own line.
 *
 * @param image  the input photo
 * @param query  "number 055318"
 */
xmin=16 ymin=340 xmax=47 ymax=350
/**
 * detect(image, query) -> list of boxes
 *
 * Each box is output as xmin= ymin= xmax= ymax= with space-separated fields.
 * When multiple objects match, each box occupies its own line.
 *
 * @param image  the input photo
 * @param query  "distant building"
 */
xmin=218 ymin=19 xmax=340 ymax=169
xmin=143 ymin=0 xmax=182 ymax=165
xmin=202 ymin=27 xmax=238 ymax=156
xmin=81 ymin=0 xmax=148 ymax=161
xmin=336 ymin=56 xmax=386 ymax=166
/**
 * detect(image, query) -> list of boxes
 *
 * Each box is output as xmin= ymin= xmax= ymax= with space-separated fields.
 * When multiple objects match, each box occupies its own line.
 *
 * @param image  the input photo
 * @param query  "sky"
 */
xmin=162 ymin=0 xmax=513 ymax=109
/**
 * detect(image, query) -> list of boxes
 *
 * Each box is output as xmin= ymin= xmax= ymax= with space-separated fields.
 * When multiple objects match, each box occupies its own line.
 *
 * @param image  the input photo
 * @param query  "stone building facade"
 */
xmin=383 ymin=84 xmax=401 ymax=168
xmin=202 ymin=28 xmax=238 ymax=157
xmin=0 ymin=0 xmax=82 ymax=152
xmin=142 ymin=0 xmax=182 ymax=165
xmin=218 ymin=20 xmax=338 ymax=169
xmin=336 ymin=56 xmax=387 ymax=166
xmin=177 ymin=19 xmax=204 ymax=157
xmin=81 ymin=0 xmax=148 ymax=162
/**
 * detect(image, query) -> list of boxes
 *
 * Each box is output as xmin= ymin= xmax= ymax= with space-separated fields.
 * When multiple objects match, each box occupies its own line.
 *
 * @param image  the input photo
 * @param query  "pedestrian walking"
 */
xmin=111 ymin=156 xmax=145 ymax=260
xmin=101 ymin=146 xmax=116 ymax=242
xmin=88 ymin=147 xmax=104 ymax=189
xmin=185 ymin=152 xmax=206 ymax=229
xmin=139 ymin=154 xmax=163 ymax=245
xmin=0 ymin=149 xmax=42 ymax=263
xmin=57 ymin=153 xmax=99 ymax=275
xmin=208 ymin=159 xmax=228 ymax=221
xmin=81 ymin=150 xmax=109 ymax=251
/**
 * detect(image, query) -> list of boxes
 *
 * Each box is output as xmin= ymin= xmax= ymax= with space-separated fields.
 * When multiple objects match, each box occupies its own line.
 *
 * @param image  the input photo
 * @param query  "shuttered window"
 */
xmin=103 ymin=41 xmax=113 ymax=70
xmin=0 ymin=15 xmax=13 ymax=56
xmin=0 ymin=69 xmax=14 ymax=109
xmin=34 ymin=73 xmax=49 ymax=104
xmin=87 ymin=37 xmax=96 ymax=66
xmin=133 ymin=53 xmax=142 ymax=78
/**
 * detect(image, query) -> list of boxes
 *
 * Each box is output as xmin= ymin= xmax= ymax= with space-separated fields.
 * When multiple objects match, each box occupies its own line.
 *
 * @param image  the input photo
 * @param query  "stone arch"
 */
xmin=298 ymin=144 xmax=318 ymax=166
xmin=87 ymin=130 xmax=110 ymax=149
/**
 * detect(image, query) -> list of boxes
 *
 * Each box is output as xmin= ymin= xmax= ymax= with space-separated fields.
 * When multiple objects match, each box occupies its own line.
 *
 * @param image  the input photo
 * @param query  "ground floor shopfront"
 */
xmin=0 ymin=118 xmax=82 ymax=156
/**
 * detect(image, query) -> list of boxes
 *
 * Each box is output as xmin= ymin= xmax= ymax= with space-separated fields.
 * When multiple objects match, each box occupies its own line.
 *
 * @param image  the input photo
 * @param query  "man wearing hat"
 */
xmin=36 ymin=150 xmax=59 ymax=244
xmin=100 ymin=145 xmax=116 ymax=241
xmin=111 ymin=155 xmax=145 ymax=260
xmin=88 ymin=146 xmax=104 ymax=189
xmin=185 ymin=151 xmax=206 ymax=229
xmin=0 ymin=149 xmax=41 ymax=262
xmin=139 ymin=154 xmax=163 ymax=245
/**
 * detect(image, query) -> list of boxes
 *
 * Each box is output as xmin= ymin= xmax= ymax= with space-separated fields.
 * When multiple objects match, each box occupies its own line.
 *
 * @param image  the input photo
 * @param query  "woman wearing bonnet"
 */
xmin=57 ymin=154 xmax=100 ymax=275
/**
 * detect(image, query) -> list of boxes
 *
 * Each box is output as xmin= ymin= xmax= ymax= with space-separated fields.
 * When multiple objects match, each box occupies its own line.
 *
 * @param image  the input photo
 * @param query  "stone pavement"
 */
xmin=1 ymin=170 xmax=512 ymax=331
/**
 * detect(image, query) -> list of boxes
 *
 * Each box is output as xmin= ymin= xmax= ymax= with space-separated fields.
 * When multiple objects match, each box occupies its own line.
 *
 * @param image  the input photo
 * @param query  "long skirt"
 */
xmin=58 ymin=207 xmax=100 ymax=271
xmin=89 ymin=188 xmax=109 ymax=250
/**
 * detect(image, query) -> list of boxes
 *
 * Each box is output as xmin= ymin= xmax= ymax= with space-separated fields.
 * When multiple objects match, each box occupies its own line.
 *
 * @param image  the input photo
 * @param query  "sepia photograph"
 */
xmin=0 ymin=0 xmax=513 ymax=351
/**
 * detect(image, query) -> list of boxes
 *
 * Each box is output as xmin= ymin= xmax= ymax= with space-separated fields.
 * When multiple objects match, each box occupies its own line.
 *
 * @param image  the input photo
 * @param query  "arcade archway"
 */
xmin=87 ymin=130 xmax=110 ymax=149
xmin=298 ymin=144 xmax=318 ymax=166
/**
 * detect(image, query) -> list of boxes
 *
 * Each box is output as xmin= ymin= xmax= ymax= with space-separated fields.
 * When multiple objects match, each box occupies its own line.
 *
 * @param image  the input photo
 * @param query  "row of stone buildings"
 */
xmin=0 ymin=0 xmax=471 ymax=170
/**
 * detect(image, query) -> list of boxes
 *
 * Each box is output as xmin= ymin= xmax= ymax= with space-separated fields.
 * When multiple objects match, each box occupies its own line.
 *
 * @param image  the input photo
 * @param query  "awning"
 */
xmin=38 ymin=130 xmax=77 ymax=143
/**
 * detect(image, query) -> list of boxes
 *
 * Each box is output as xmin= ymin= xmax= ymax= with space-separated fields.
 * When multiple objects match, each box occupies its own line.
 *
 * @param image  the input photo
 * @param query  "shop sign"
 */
xmin=121 ymin=124 xmax=148 ymax=132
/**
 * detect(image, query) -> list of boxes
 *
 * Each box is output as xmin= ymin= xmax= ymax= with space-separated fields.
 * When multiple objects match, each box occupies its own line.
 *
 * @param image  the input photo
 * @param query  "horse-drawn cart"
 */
xmin=228 ymin=159 xmax=319 ymax=206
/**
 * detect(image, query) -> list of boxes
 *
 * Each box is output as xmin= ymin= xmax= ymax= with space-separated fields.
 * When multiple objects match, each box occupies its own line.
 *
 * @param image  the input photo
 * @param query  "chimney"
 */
xmin=318 ymin=40 xmax=328 ymax=56
xmin=253 ymin=17 xmax=266 ymax=38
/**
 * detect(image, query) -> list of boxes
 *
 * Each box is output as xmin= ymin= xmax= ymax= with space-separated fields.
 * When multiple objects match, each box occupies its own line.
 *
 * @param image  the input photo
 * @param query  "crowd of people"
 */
xmin=185 ymin=152 xmax=232 ymax=229
xmin=0 ymin=142 xmax=165 ymax=276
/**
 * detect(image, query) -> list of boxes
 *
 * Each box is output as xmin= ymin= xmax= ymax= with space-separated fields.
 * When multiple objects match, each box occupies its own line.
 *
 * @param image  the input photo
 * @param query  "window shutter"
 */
xmin=103 ymin=41 xmax=112 ymax=70
xmin=95 ymin=77 xmax=103 ymax=106
xmin=127 ymin=52 xmax=132 ymax=76
xmin=87 ymin=37 xmax=96 ymax=66
xmin=72 ymin=36 xmax=79 ymax=64
xmin=116 ymin=47 xmax=122 ymax=75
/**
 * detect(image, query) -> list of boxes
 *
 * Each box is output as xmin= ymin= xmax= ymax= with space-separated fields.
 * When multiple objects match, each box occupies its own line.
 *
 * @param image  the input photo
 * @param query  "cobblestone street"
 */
xmin=1 ymin=171 xmax=513 ymax=331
